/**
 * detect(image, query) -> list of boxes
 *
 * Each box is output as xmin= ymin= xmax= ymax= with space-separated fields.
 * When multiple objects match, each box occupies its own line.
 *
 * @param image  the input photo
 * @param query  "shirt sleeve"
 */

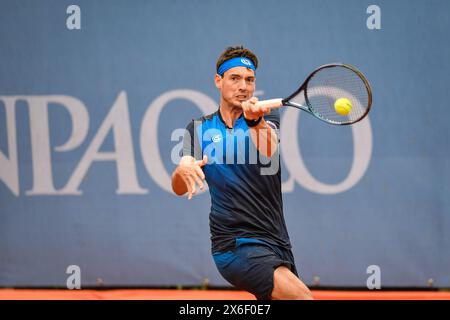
xmin=182 ymin=120 xmax=202 ymax=160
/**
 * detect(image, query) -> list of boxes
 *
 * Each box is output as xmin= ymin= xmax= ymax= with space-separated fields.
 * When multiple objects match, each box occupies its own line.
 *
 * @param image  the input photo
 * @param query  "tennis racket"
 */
xmin=255 ymin=63 xmax=372 ymax=125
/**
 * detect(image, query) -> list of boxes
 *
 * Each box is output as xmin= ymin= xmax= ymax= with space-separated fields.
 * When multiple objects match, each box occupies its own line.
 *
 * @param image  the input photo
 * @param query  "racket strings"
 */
xmin=303 ymin=66 xmax=370 ymax=124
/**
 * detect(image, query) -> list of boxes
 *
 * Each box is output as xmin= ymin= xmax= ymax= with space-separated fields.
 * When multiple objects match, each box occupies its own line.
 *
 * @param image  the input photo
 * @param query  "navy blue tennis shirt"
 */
xmin=182 ymin=108 xmax=292 ymax=253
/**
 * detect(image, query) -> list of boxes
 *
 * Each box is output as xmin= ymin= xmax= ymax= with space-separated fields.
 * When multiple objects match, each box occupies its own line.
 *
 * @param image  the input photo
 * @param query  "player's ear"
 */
xmin=214 ymin=74 xmax=222 ymax=90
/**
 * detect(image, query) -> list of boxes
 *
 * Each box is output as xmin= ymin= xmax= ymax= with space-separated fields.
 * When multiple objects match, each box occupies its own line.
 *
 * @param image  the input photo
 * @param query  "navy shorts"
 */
xmin=212 ymin=238 xmax=299 ymax=300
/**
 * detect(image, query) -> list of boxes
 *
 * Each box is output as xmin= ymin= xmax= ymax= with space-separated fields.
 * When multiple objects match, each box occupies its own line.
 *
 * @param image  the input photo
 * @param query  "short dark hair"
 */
xmin=216 ymin=45 xmax=258 ymax=74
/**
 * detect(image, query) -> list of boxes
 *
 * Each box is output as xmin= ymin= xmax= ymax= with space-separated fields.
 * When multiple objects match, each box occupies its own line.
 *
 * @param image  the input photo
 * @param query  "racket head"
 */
xmin=284 ymin=63 xmax=372 ymax=125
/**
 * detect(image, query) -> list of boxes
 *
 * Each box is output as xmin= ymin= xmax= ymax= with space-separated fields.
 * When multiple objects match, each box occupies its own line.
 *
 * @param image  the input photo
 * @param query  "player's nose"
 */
xmin=237 ymin=78 xmax=247 ymax=90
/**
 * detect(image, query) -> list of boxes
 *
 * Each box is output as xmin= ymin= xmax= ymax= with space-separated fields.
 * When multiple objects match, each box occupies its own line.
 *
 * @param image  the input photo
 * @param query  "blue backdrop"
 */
xmin=1 ymin=0 xmax=449 ymax=288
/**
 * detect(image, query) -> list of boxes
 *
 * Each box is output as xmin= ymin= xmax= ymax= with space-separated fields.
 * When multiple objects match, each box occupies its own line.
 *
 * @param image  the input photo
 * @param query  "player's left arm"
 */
xmin=242 ymin=97 xmax=279 ymax=158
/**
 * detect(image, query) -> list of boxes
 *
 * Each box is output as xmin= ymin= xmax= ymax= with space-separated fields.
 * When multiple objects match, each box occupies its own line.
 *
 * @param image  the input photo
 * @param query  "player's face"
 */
xmin=215 ymin=67 xmax=256 ymax=108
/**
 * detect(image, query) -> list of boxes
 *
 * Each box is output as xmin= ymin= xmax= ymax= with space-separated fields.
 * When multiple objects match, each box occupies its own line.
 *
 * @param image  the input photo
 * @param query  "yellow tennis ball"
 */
xmin=334 ymin=98 xmax=352 ymax=116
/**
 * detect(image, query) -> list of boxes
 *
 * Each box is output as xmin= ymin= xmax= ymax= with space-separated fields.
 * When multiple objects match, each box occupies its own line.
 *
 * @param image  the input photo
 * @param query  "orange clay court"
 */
xmin=1 ymin=289 xmax=450 ymax=300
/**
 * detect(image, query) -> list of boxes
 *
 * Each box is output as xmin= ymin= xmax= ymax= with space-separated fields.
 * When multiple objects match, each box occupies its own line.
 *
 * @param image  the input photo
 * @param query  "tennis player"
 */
xmin=171 ymin=46 xmax=313 ymax=300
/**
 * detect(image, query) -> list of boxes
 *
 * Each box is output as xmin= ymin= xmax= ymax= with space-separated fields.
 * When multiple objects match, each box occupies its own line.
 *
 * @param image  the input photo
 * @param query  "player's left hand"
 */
xmin=242 ymin=97 xmax=270 ymax=121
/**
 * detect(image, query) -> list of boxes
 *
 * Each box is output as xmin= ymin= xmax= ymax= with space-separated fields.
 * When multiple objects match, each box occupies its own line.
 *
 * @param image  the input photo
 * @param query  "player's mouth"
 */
xmin=235 ymin=95 xmax=248 ymax=101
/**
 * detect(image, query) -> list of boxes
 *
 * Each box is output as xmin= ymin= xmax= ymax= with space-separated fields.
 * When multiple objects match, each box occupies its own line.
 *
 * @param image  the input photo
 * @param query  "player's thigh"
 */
xmin=214 ymin=244 xmax=279 ymax=300
xmin=271 ymin=265 xmax=313 ymax=300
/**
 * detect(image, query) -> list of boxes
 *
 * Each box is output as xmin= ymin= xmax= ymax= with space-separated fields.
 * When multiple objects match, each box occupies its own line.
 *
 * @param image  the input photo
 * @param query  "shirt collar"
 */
xmin=217 ymin=106 xmax=243 ymax=129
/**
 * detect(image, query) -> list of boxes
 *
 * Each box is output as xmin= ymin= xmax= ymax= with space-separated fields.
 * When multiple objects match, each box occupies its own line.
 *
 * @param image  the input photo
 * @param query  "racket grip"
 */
xmin=255 ymin=98 xmax=283 ymax=109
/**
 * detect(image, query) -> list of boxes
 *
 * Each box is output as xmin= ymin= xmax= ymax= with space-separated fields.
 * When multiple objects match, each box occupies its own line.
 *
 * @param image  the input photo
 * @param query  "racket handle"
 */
xmin=255 ymin=98 xmax=283 ymax=109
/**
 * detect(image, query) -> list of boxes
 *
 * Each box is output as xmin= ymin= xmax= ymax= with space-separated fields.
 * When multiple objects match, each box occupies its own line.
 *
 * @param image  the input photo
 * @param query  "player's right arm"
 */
xmin=171 ymin=155 xmax=207 ymax=200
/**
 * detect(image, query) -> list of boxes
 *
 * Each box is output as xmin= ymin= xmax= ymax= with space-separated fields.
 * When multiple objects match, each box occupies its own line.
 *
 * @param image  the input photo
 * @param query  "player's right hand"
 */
xmin=242 ymin=96 xmax=270 ymax=121
xmin=176 ymin=155 xmax=208 ymax=200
